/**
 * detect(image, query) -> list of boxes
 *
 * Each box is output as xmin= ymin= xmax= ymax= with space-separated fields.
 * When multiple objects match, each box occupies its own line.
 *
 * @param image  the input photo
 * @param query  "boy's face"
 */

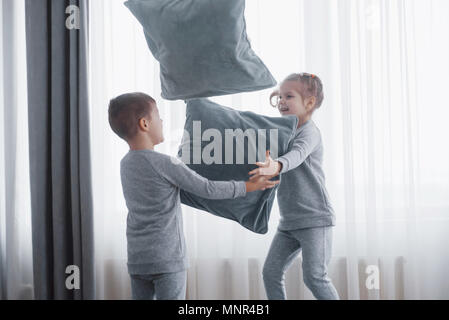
xmin=277 ymin=81 xmax=311 ymax=120
xmin=146 ymin=102 xmax=164 ymax=145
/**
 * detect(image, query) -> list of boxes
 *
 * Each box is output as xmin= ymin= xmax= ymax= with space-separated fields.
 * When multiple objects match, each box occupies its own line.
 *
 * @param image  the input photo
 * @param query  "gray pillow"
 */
xmin=124 ymin=0 xmax=277 ymax=101
xmin=178 ymin=99 xmax=298 ymax=234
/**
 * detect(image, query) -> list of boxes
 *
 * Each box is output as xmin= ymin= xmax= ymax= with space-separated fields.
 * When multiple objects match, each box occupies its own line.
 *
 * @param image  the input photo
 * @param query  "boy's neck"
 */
xmin=128 ymin=137 xmax=155 ymax=151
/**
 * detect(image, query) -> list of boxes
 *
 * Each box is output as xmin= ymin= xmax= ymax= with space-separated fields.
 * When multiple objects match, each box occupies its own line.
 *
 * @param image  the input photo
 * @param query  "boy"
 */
xmin=108 ymin=92 xmax=279 ymax=300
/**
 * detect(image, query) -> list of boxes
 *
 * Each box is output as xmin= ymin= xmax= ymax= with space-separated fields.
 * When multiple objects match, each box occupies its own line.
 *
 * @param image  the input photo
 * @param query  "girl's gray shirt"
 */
xmin=276 ymin=120 xmax=336 ymax=230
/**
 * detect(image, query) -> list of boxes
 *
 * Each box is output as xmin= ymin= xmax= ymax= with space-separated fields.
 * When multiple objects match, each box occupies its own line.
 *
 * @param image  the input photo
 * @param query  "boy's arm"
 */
xmin=156 ymin=156 xmax=246 ymax=200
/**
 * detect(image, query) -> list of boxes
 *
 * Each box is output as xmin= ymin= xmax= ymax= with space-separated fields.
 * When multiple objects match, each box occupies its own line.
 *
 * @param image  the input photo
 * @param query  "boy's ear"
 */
xmin=138 ymin=118 xmax=150 ymax=131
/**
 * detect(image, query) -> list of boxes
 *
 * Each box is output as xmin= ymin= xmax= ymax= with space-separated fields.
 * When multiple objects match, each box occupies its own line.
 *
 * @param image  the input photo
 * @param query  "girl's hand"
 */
xmin=248 ymin=150 xmax=282 ymax=181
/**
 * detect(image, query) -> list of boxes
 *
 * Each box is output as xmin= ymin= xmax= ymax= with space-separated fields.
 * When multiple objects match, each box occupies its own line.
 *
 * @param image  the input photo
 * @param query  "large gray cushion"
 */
xmin=178 ymin=99 xmax=298 ymax=234
xmin=124 ymin=0 xmax=277 ymax=101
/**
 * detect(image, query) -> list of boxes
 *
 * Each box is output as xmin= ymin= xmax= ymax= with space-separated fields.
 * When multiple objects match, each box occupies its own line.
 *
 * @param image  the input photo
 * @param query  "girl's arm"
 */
xmin=249 ymin=124 xmax=320 ymax=178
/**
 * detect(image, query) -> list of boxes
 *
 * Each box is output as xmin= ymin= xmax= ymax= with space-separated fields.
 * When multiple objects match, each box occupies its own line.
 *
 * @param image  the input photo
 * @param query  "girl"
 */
xmin=249 ymin=73 xmax=339 ymax=300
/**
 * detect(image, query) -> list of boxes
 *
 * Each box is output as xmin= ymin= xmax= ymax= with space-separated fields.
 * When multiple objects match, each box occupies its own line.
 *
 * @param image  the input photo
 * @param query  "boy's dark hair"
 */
xmin=108 ymin=92 xmax=156 ymax=141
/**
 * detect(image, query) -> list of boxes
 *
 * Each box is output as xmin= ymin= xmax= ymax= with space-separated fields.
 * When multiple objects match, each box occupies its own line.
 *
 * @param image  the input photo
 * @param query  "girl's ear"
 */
xmin=306 ymin=96 xmax=317 ymax=111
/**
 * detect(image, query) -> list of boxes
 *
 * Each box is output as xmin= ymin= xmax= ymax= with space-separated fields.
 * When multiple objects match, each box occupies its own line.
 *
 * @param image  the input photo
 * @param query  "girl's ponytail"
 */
xmin=270 ymin=90 xmax=280 ymax=108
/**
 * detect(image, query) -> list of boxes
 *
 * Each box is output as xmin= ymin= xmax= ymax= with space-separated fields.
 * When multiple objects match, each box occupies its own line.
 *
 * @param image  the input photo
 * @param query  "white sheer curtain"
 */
xmin=89 ymin=0 xmax=449 ymax=300
xmin=0 ymin=0 xmax=33 ymax=300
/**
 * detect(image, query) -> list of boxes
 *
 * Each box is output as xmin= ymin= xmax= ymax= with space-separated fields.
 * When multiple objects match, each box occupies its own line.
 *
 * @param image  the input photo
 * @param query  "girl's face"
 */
xmin=277 ymin=80 xmax=308 ymax=118
xmin=277 ymin=80 xmax=317 ymax=123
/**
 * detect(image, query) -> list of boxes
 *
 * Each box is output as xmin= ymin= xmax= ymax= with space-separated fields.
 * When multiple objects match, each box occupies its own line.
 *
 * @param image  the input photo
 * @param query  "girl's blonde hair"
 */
xmin=270 ymin=73 xmax=324 ymax=109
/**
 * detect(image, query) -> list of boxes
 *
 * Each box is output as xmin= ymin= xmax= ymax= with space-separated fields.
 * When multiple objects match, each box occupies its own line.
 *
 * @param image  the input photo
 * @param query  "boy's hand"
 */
xmin=248 ymin=150 xmax=283 ymax=181
xmin=245 ymin=175 xmax=280 ymax=193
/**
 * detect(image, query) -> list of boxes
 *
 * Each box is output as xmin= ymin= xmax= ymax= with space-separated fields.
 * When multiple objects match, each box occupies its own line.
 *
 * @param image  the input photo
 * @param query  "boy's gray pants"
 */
xmin=263 ymin=226 xmax=340 ymax=300
xmin=130 ymin=270 xmax=186 ymax=300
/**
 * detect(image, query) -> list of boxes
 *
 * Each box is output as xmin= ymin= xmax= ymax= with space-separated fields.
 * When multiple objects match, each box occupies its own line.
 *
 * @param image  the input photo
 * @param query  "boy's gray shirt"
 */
xmin=276 ymin=120 xmax=336 ymax=230
xmin=120 ymin=149 xmax=246 ymax=275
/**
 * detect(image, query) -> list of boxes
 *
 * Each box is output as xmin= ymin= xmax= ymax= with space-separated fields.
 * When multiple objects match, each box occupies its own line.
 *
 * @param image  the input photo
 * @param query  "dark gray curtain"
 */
xmin=25 ymin=0 xmax=94 ymax=300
